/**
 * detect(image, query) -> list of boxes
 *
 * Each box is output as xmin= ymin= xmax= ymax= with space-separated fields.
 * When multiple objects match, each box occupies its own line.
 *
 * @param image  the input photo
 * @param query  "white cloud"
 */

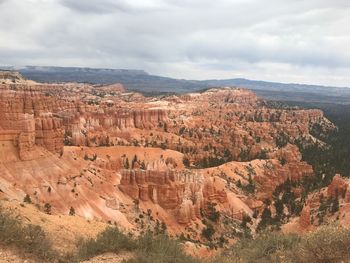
xmin=0 ymin=0 xmax=350 ymax=86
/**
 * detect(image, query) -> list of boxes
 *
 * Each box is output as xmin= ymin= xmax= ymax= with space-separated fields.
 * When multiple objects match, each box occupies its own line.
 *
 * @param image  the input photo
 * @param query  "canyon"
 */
xmin=0 ymin=70 xmax=348 ymax=258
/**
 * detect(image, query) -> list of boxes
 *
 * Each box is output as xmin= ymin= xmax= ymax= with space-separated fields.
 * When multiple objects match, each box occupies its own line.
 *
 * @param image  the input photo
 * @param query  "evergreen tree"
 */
xmin=69 ymin=207 xmax=75 ymax=216
xmin=331 ymin=197 xmax=339 ymax=213
xmin=23 ymin=194 xmax=32 ymax=204
xmin=125 ymin=157 xmax=130 ymax=169
xmin=132 ymin=155 xmax=137 ymax=169
xmin=274 ymin=199 xmax=284 ymax=219
xmin=183 ymin=157 xmax=190 ymax=167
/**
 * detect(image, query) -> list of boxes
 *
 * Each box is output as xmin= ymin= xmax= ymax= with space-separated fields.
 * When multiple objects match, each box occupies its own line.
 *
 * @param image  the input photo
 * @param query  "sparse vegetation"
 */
xmin=23 ymin=194 xmax=32 ymax=203
xmin=205 ymin=202 xmax=220 ymax=222
xmin=4 ymin=189 xmax=350 ymax=263
xmin=43 ymin=203 xmax=52 ymax=214
xmin=213 ymin=224 xmax=350 ymax=263
xmin=0 ymin=207 xmax=201 ymax=263
xmin=75 ymin=227 xmax=136 ymax=261
xmin=183 ymin=156 xmax=190 ymax=167
xmin=0 ymin=206 xmax=58 ymax=261
xmin=129 ymin=231 xmax=200 ymax=263
xmin=74 ymin=227 xmax=200 ymax=263
xmin=201 ymin=222 xmax=215 ymax=241
xmin=69 ymin=206 xmax=75 ymax=216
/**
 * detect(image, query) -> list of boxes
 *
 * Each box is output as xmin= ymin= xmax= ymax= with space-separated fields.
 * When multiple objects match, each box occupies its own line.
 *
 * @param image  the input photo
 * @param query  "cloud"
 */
xmin=0 ymin=0 xmax=350 ymax=86
xmin=61 ymin=0 xmax=133 ymax=13
xmin=60 ymin=0 xmax=169 ymax=14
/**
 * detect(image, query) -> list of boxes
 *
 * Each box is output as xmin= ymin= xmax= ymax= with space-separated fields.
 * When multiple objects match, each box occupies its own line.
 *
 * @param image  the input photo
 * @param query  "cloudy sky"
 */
xmin=0 ymin=0 xmax=350 ymax=86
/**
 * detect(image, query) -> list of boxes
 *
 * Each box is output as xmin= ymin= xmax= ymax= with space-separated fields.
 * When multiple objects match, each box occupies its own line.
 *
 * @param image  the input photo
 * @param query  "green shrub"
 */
xmin=0 ymin=206 xmax=57 ymax=261
xmin=76 ymin=227 xmax=136 ymax=261
xmin=212 ymin=231 xmax=299 ymax=263
xmin=207 ymin=202 xmax=220 ymax=222
xmin=292 ymin=224 xmax=350 ymax=263
xmin=22 ymin=224 xmax=56 ymax=260
xmin=202 ymin=223 xmax=215 ymax=241
xmin=23 ymin=194 xmax=32 ymax=203
xmin=44 ymin=203 xmax=52 ymax=214
xmin=128 ymin=231 xmax=200 ymax=263
xmin=69 ymin=207 xmax=75 ymax=216
xmin=212 ymin=224 xmax=350 ymax=263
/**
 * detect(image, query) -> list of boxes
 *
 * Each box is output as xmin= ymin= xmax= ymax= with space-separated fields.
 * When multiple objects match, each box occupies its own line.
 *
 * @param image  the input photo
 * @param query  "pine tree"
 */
xmin=183 ymin=157 xmax=190 ymax=167
xmin=274 ymin=199 xmax=284 ymax=220
xmin=69 ymin=207 xmax=75 ymax=216
xmin=132 ymin=154 xmax=137 ymax=169
xmin=44 ymin=203 xmax=52 ymax=214
xmin=23 ymin=194 xmax=32 ymax=204
xmin=331 ymin=197 xmax=339 ymax=213
xmin=125 ymin=157 xmax=130 ymax=169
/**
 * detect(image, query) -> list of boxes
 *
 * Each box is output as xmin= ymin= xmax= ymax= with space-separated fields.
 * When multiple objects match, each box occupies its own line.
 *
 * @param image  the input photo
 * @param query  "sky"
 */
xmin=0 ymin=0 xmax=350 ymax=87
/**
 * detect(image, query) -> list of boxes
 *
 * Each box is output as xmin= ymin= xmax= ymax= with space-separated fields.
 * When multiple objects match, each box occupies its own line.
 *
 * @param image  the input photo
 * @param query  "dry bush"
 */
xmin=0 ymin=206 xmax=57 ymax=261
xmin=292 ymin=224 xmax=350 ymax=263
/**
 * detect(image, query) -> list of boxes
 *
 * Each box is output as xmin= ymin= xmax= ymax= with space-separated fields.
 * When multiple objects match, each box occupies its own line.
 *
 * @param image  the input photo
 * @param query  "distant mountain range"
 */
xmin=2 ymin=65 xmax=350 ymax=104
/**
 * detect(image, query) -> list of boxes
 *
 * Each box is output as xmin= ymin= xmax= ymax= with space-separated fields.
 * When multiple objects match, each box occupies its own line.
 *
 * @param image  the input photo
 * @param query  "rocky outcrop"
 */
xmin=327 ymin=174 xmax=348 ymax=199
xmin=203 ymin=177 xmax=227 ymax=203
xmin=119 ymin=164 xmax=233 ymax=225
xmin=0 ymin=78 xmax=168 ymax=155
xmin=119 ymin=169 xmax=184 ymax=209
xmin=119 ymin=164 xmax=208 ymax=224
xmin=35 ymin=114 xmax=64 ymax=155
xmin=0 ymin=70 xmax=24 ymax=84
xmin=0 ymin=78 xmax=340 ymax=240
xmin=64 ymin=109 xmax=168 ymax=146
xmin=299 ymin=204 xmax=311 ymax=229
xmin=0 ymin=88 xmax=65 ymax=159
xmin=198 ymin=88 xmax=258 ymax=105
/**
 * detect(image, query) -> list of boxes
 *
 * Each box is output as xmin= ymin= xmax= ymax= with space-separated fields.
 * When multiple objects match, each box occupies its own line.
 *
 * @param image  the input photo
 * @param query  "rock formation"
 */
xmin=0 ymin=86 xmax=65 ymax=159
xmin=299 ymin=204 xmax=311 ymax=229
xmin=327 ymin=174 xmax=348 ymax=199
xmin=0 ymin=72 xmax=339 ymax=241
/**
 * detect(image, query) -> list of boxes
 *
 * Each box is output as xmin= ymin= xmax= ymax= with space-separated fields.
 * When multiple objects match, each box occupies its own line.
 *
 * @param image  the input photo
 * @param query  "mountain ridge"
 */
xmin=2 ymin=65 xmax=350 ymax=104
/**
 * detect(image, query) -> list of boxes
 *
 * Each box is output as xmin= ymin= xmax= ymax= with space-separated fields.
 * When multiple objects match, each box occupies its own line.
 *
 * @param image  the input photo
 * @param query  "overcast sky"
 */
xmin=0 ymin=0 xmax=350 ymax=86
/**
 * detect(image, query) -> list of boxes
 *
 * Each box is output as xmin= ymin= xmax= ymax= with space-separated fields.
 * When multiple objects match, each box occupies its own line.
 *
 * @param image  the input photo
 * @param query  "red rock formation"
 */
xmin=203 ymin=177 xmax=227 ymax=203
xmin=0 ymin=88 xmax=65 ymax=159
xmin=0 ymin=75 xmax=339 ymax=239
xmin=327 ymin=174 xmax=348 ymax=199
xmin=201 ymin=88 xmax=258 ymax=105
xmin=299 ymin=205 xmax=311 ymax=229
xmin=119 ymin=168 xmax=185 ymax=209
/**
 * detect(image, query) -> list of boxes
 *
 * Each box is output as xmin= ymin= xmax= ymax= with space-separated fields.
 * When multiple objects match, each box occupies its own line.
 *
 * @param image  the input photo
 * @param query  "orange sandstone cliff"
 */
xmin=0 ymin=71 xmax=338 ymax=247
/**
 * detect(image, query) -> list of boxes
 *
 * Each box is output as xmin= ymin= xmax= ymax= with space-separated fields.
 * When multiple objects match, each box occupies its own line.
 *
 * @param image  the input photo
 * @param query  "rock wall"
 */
xmin=0 ymin=88 xmax=65 ymax=159
xmin=119 ymin=169 xmax=184 ymax=209
xmin=64 ymin=108 xmax=168 ymax=146
xmin=119 ymin=164 xmax=231 ymax=225
xmin=0 ymin=81 xmax=168 ymax=152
